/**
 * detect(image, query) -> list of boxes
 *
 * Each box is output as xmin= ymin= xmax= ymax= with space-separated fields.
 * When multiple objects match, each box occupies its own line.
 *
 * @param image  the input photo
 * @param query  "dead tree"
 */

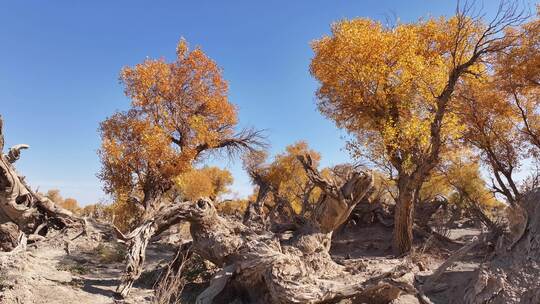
xmin=116 ymin=153 xmax=429 ymax=302
xmin=0 ymin=115 xmax=81 ymax=251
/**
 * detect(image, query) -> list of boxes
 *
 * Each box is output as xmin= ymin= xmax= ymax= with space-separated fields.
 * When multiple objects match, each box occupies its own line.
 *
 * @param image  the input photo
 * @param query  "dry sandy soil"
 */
xmin=0 ymin=220 xmax=485 ymax=304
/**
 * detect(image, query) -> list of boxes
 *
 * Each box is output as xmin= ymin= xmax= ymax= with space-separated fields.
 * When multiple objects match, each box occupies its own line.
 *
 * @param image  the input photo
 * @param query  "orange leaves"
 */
xmin=99 ymin=38 xmax=240 ymax=198
xmin=174 ymin=166 xmax=233 ymax=201
xmin=249 ymin=141 xmax=321 ymax=214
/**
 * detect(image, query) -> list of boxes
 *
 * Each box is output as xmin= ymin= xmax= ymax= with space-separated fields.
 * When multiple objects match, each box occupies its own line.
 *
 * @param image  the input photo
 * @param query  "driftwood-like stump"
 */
xmin=116 ymin=153 xmax=432 ymax=303
xmin=0 ymin=115 xmax=80 ymax=252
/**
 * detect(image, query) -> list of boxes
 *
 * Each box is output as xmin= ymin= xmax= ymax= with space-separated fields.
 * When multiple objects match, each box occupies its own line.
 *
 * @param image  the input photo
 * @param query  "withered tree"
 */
xmin=0 ymin=115 xmax=80 ymax=252
xmin=150 ymin=155 xmax=395 ymax=304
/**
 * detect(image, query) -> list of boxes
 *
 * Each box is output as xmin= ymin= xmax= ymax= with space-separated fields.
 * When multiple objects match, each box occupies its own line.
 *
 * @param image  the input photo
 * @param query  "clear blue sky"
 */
xmin=0 ymin=1 xmax=504 ymax=205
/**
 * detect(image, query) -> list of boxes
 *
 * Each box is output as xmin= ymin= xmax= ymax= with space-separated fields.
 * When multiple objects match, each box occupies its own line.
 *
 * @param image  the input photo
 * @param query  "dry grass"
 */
xmin=92 ymin=243 xmax=126 ymax=264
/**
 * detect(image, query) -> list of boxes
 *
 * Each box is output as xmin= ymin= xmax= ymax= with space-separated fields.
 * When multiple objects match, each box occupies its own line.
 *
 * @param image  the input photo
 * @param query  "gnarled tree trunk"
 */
xmin=116 ymin=154 xmax=429 ymax=303
xmin=393 ymin=179 xmax=417 ymax=254
xmin=0 ymin=115 xmax=82 ymax=252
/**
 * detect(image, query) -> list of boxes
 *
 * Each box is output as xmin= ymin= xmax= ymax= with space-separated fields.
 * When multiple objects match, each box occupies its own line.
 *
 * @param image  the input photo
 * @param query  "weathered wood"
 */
xmin=0 ymin=115 xmax=81 ymax=252
xmin=115 ymin=201 xmax=187 ymax=297
xmin=116 ymin=154 xmax=378 ymax=302
xmin=0 ymin=222 xmax=21 ymax=251
xmin=196 ymin=264 xmax=235 ymax=304
xmin=462 ymin=189 xmax=540 ymax=304
xmin=423 ymin=236 xmax=483 ymax=293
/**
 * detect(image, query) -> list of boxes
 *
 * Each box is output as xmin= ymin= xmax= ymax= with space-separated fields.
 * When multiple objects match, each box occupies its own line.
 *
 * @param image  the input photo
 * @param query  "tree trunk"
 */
xmin=115 ymin=155 xmax=428 ymax=302
xmin=393 ymin=185 xmax=415 ymax=254
xmin=113 ymin=154 xmax=384 ymax=302
xmin=114 ymin=196 xmax=183 ymax=298
xmin=115 ymin=221 xmax=157 ymax=298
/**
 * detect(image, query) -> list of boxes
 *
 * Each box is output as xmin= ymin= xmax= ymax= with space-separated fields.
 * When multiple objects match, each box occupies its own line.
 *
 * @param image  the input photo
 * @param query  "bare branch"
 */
xmin=296 ymin=154 xmax=339 ymax=198
xmin=6 ymin=144 xmax=29 ymax=164
xmin=196 ymin=128 xmax=267 ymax=159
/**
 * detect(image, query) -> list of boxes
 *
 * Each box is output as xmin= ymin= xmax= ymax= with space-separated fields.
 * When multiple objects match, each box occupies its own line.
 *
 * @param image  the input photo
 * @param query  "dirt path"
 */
xmin=0 ymin=224 xmax=175 ymax=304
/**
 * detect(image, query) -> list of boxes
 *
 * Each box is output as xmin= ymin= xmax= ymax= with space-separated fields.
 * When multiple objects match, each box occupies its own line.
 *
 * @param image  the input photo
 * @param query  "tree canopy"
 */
xmin=99 ymin=39 xmax=261 ymax=217
xmin=310 ymin=3 xmax=527 ymax=253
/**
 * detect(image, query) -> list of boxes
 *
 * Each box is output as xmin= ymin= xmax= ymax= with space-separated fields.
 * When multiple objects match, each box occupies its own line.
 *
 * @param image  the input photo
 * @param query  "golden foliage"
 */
xmin=99 ymin=38 xmax=239 ymax=199
xmin=248 ymin=141 xmax=321 ymax=214
xmin=215 ymin=199 xmax=249 ymax=217
xmin=456 ymin=79 xmax=524 ymax=196
xmin=421 ymin=150 xmax=502 ymax=209
xmin=174 ymin=166 xmax=233 ymax=201
xmin=310 ymin=10 xmax=524 ymax=252
xmin=310 ymin=17 xmax=482 ymax=173
xmin=44 ymin=189 xmax=81 ymax=214
xmin=109 ymin=196 xmax=145 ymax=233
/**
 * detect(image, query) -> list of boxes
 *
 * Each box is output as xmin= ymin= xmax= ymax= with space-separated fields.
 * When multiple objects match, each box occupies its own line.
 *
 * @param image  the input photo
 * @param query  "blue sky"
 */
xmin=0 ymin=1 xmax=505 ymax=204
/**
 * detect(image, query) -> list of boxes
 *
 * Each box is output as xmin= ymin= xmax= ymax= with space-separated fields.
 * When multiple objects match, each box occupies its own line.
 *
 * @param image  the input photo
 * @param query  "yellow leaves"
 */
xmin=174 ymin=166 xmax=233 ymax=201
xmin=176 ymin=38 xmax=189 ymax=59
xmin=256 ymin=141 xmax=321 ymax=214
xmin=215 ymin=199 xmax=249 ymax=217
xmin=99 ymin=38 xmax=240 ymax=197
xmin=443 ymin=151 xmax=502 ymax=209
xmin=110 ymin=195 xmax=144 ymax=233
xmin=311 ymin=14 xmax=495 ymax=175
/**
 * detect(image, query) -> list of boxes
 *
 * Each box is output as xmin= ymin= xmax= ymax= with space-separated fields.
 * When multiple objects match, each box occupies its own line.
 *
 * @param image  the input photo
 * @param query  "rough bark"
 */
xmin=348 ymin=197 xmax=394 ymax=228
xmin=157 ymin=197 xmax=424 ymax=304
xmin=394 ymin=188 xmax=415 ymax=254
xmin=114 ymin=197 xmax=183 ymax=298
xmin=0 ymin=222 xmax=21 ymax=251
xmin=462 ymin=188 xmax=540 ymax=304
xmin=116 ymin=153 xmax=379 ymax=301
xmin=0 ymin=115 xmax=81 ymax=252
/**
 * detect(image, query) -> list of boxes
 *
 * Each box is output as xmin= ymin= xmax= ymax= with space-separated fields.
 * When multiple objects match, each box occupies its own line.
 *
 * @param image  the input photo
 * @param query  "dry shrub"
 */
xmin=215 ymin=199 xmax=249 ymax=218
xmin=154 ymin=249 xmax=218 ymax=304
xmin=93 ymin=243 xmax=126 ymax=264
